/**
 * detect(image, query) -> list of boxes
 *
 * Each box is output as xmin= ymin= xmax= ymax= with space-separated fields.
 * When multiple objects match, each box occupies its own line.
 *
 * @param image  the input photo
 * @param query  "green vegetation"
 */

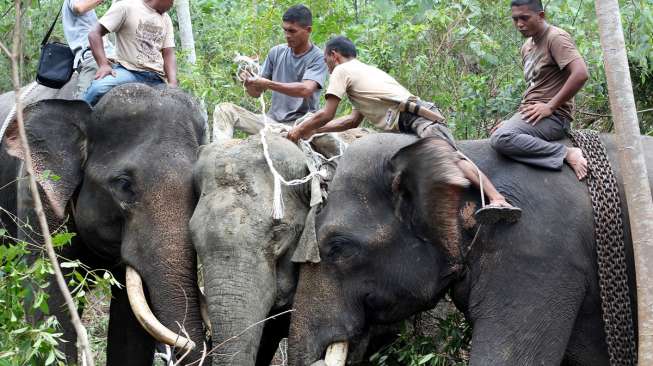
xmin=0 ymin=0 xmax=652 ymax=364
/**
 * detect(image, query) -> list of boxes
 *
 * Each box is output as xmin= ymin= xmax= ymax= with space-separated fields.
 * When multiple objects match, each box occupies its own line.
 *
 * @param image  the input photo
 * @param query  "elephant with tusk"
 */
xmin=287 ymin=133 xmax=653 ymax=366
xmin=0 ymin=83 xmax=209 ymax=365
xmin=190 ymin=129 xmax=407 ymax=366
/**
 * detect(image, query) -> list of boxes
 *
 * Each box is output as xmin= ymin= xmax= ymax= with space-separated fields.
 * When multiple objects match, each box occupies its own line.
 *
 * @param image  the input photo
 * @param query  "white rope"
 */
xmin=233 ymin=54 xmax=346 ymax=219
xmin=1 ymin=81 xmax=39 ymax=143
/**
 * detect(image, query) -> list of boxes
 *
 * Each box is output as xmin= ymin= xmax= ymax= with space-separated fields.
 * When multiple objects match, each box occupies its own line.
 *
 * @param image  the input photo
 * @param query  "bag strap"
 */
xmin=41 ymin=4 xmax=63 ymax=46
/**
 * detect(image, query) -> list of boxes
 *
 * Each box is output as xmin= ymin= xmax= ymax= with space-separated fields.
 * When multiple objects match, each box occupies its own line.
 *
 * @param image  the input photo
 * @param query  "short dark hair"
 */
xmin=282 ymin=4 xmax=312 ymax=27
xmin=325 ymin=36 xmax=357 ymax=58
xmin=510 ymin=0 xmax=544 ymax=12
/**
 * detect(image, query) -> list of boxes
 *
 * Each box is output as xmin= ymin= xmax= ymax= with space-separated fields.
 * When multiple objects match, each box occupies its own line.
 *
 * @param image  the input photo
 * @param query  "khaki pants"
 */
xmin=212 ymin=102 xmax=348 ymax=160
xmin=74 ymin=56 xmax=99 ymax=100
xmin=212 ymin=102 xmax=277 ymax=141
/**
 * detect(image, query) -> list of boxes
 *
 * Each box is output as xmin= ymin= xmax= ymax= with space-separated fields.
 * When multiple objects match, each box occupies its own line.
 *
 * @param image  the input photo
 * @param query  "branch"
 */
xmin=0 ymin=39 xmax=11 ymax=59
xmin=577 ymin=107 xmax=653 ymax=118
xmin=7 ymin=1 xmax=95 ymax=365
xmin=185 ymin=309 xmax=295 ymax=366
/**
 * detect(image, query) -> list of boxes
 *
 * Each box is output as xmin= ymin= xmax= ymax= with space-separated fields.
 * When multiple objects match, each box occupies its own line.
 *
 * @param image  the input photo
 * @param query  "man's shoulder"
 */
xmin=268 ymin=44 xmax=289 ymax=58
xmin=547 ymin=25 xmax=574 ymax=42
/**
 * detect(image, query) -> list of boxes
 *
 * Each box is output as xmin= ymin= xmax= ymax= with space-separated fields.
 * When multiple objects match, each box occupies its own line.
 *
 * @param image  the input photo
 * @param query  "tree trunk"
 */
xmin=595 ymin=0 xmax=653 ymax=364
xmin=175 ymin=0 xmax=196 ymax=65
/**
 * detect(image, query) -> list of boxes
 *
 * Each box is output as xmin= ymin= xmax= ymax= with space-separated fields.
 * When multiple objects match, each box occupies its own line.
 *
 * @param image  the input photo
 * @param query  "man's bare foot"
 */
xmin=565 ymin=147 xmax=588 ymax=180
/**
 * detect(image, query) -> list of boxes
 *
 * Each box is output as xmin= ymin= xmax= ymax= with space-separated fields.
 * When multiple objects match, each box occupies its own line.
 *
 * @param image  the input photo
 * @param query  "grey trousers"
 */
xmin=490 ymin=112 xmax=569 ymax=170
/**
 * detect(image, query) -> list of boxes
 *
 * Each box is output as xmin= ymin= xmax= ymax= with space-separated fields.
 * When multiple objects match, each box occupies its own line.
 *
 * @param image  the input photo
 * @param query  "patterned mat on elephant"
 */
xmin=567 ymin=129 xmax=637 ymax=365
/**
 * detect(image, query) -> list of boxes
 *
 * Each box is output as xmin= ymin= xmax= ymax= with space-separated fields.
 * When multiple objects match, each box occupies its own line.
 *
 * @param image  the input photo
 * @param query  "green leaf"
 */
xmin=418 ymin=353 xmax=435 ymax=364
xmin=59 ymin=261 xmax=79 ymax=269
xmin=44 ymin=350 xmax=56 ymax=365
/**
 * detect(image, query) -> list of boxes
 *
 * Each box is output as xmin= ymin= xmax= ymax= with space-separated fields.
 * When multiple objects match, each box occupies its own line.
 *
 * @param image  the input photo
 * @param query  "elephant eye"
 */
xmin=115 ymin=177 xmax=132 ymax=191
xmin=111 ymin=175 xmax=137 ymax=204
xmin=326 ymin=238 xmax=360 ymax=262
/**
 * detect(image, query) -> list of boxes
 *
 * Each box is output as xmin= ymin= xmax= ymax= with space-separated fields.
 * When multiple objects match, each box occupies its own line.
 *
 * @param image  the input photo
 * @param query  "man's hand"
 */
xmin=95 ymin=64 xmax=115 ymax=80
xmin=490 ymin=121 xmax=504 ymax=135
xmin=287 ymin=125 xmax=312 ymax=143
xmin=520 ymin=102 xmax=553 ymax=125
xmin=245 ymin=76 xmax=270 ymax=91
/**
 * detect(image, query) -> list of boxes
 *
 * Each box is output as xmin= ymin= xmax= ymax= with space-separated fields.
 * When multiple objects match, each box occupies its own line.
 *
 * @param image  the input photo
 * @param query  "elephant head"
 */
xmin=4 ymin=84 xmax=207 ymax=364
xmin=287 ymin=133 xmax=469 ymax=365
xmin=190 ymin=133 xmax=316 ymax=365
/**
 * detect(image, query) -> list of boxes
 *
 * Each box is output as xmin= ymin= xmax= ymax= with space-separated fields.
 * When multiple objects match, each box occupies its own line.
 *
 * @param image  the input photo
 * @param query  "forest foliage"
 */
xmin=2 ymin=0 xmax=651 ymax=136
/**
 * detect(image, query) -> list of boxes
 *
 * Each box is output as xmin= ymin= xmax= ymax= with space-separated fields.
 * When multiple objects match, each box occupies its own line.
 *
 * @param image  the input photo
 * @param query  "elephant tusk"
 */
xmin=125 ymin=266 xmax=196 ymax=352
xmin=324 ymin=341 xmax=348 ymax=366
xmin=199 ymin=286 xmax=212 ymax=334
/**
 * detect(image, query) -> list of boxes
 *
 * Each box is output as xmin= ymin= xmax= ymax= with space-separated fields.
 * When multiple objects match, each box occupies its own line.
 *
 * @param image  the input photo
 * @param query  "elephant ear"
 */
xmin=389 ymin=137 xmax=468 ymax=265
xmin=3 ymin=100 xmax=90 ymax=219
xmin=291 ymin=205 xmax=321 ymax=263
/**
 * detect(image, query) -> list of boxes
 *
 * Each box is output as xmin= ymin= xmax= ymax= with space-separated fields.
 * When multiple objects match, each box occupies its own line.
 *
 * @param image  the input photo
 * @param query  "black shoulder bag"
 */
xmin=36 ymin=5 xmax=74 ymax=89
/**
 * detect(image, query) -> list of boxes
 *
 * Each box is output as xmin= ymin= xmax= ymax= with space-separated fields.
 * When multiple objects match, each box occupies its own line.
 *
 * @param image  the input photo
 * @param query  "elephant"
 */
xmin=0 ymin=83 xmax=208 ymax=365
xmin=287 ymin=133 xmax=653 ymax=365
xmin=190 ymin=130 xmax=405 ymax=365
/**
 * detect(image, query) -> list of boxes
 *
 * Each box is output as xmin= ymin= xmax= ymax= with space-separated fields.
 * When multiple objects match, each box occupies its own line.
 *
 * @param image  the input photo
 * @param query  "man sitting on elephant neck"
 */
xmin=82 ymin=0 xmax=177 ymax=106
xmin=490 ymin=0 xmax=589 ymax=180
xmin=287 ymin=36 xmax=521 ymax=224
xmin=212 ymin=4 xmax=328 ymax=142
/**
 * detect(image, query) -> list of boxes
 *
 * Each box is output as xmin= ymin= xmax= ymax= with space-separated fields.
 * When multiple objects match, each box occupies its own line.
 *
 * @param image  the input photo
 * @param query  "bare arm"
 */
xmin=521 ymin=58 xmax=589 ymax=124
xmin=315 ymin=109 xmax=364 ymax=134
xmin=72 ymin=0 xmax=103 ymax=15
xmin=246 ymin=78 xmax=319 ymax=99
xmin=162 ymin=47 xmax=177 ymax=87
xmin=88 ymin=24 xmax=114 ymax=79
xmin=287 ymin=96 xmax=343 ymax=142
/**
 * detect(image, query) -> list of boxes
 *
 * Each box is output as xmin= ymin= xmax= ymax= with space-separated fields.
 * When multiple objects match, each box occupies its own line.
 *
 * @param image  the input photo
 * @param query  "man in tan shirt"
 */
xmin=490 ymin=0 xmax=589 ymax=180
xmin=83 ymin=0 xmax=176 ymax=105
xmin=288 ymin=36 xmax=521 ymax=224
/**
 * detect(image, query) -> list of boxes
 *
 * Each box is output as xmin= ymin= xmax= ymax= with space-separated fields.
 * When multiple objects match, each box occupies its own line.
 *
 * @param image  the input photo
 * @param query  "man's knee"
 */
xmin=490 ymin=126 xmax=516 ymax=152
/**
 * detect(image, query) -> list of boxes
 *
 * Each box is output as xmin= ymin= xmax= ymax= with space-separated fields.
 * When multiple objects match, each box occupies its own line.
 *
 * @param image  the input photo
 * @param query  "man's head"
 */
xmin=324 ymin=36 xmax=357 ymax=73
xmin=510 ymin=0 xmax=546 ymax=38
xmin=147 ymin=0 xmax=174 ymax=14
xmin=282 ymin=5 xmax=312 ymax=51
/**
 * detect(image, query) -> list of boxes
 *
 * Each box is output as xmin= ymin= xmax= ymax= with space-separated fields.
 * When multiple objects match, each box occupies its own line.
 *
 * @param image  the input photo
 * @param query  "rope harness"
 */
xmin=568 ymin=130 xmax=637 ymax=366
xmin=234 ymin=55 xmax=346 ymax=219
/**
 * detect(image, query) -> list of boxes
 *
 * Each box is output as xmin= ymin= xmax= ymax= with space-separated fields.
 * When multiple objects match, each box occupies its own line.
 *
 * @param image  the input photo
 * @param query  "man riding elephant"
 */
xmin=212 ymin=4 xmax=328 ymax=141
xmin=83 ymin=0 xmax=177 ymax=105
xmin=288 ymin=36 xmax=521 ymax=224
xmin=490 ymin=0 xmax=589 ymax=180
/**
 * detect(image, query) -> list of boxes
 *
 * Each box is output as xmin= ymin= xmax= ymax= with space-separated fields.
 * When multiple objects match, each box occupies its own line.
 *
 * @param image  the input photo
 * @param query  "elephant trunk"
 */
xmin=201 ymin=246 xmax=276 ymax=366
xmin=288 ymin=264 xmax=357 ymax=366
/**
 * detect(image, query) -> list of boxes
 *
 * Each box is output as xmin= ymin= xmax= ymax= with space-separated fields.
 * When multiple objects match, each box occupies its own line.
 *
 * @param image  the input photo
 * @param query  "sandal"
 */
xmin=475 ymin=204 xmax=522 ymax=225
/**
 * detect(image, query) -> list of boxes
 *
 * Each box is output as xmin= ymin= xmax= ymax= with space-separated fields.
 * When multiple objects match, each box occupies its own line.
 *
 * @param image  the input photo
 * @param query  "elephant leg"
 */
xmin=106 ymin=275 xmax=155 ymax=366
xmin=467 ymin=284 xmax=586 ymax=365
xmin=255 ymin=310 xmax=291 ymax=366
